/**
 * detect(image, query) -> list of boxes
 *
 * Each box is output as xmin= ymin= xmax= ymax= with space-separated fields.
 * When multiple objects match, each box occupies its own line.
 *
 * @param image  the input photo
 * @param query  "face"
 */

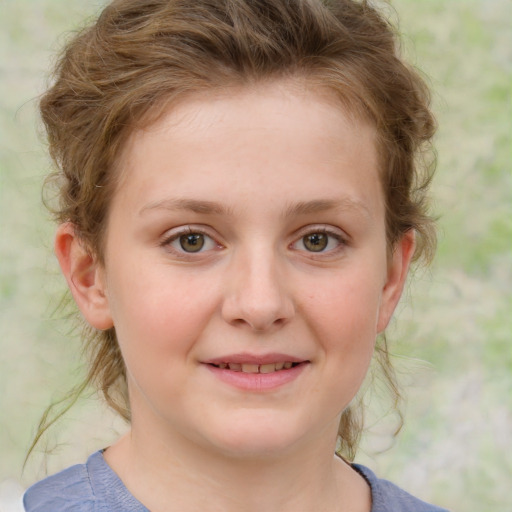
xmin=74 ymin=80 xmax=412 ymax=458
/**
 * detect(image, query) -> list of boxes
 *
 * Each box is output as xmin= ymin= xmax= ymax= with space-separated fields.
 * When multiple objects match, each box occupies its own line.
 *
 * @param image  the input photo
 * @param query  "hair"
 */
xmin=34 ymin=0 xmax=436 ymax=461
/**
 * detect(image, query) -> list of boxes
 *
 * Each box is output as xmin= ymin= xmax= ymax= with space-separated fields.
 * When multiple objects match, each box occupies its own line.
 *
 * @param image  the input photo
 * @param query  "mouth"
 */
xmin=208 ymin=361 xmax=303 ymax=374
xmin=203 ymin=354 xmax=309 ymax=390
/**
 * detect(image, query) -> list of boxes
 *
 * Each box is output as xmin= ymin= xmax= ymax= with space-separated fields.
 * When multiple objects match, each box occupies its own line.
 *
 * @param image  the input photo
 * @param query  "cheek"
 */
xmin=105 ymin=266 xmax=219 ymax=360
xmin=302 ymin=299 xmax=376 ymax=422
xmin=303 ymin=272 xmax=383 ymax=344
xmin=300 ymin=271 xmax=382 ymax=390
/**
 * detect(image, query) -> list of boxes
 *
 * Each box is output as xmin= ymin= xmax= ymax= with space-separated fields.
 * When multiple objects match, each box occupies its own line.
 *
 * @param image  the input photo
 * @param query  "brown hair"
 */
xmin=35 ymin=0 xmax=436 ymax=460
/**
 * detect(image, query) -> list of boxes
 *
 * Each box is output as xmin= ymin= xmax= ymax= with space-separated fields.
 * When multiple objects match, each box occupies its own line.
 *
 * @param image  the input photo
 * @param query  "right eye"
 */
xmin=175 ymin=233 xmax=208 ymax=253
xmin=301 ymin=232 xmax=330 ymax=252
xmin=162 ymin=228 xmax=219 ymax=254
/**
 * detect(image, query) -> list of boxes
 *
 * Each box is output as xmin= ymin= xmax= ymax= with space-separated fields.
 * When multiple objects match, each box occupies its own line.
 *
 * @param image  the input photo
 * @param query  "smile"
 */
xmin=203 ymin=355 xmax=309 ymax=391
xmin=209 ymin=362 xmax=301 ymax=373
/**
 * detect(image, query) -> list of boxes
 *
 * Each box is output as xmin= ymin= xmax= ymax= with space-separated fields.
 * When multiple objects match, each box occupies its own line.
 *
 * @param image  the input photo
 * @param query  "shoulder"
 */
xmin=352 ymin=464 xmax=450 ymax=512
xmin=23 ymin=458 xmax=95 ymax=512
xmin=23 ymin=451 xmax=148 ymax=512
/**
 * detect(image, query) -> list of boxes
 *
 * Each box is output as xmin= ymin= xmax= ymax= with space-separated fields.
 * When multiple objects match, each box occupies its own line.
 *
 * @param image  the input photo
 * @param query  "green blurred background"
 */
xmin=0 ymin=0 xmax=510 ymax=510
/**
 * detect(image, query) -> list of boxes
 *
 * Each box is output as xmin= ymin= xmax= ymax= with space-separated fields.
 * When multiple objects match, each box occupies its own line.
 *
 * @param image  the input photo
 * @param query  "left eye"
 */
xmin=293 ymin=231 xmax=343 ymax=253
xmin=167 ymin=231 xmax=218 ymax=253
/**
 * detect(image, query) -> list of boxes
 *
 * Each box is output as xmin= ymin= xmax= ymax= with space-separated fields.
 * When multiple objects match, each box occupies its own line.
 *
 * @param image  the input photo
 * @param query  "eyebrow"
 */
xmin=283 ymin=198 xmax=372 ymax=219
xmin=139 ymin=198 xmax=231 ymax=216
xmin=139 ymin=196 xmax=371 ymax=219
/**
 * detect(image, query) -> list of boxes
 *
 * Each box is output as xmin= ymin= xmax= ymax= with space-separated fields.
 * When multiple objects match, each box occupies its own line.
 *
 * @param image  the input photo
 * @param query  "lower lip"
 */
xmin=204 ymin=363 xmax=308 ymax=391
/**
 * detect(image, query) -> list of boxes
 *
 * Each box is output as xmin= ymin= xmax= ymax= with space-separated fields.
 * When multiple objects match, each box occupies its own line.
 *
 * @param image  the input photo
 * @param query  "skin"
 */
xmin=56 ymin=79 xmax=415 ymax=512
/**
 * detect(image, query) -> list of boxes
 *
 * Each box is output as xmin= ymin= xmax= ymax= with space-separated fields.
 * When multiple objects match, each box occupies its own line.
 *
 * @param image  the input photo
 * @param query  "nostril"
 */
xmin=221 ymin=276 xmax=295 ymax=331
xmin=225 ymin=312 xmax=291 ymax=332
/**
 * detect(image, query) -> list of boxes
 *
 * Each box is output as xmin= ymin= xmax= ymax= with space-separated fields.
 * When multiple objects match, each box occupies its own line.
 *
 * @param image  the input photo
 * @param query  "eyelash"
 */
xmin=291 ymin=226 xmax=348 ymax=256
xmin=160 ymin=226 xmax=221 ymax=258
xmin=160 ymin=225 xmax=348 ymax=257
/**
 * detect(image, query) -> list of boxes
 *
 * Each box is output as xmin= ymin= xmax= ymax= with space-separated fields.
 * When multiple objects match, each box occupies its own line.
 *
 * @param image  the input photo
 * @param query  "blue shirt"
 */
xmin=24 ymin=451 xmax=449 ymax=511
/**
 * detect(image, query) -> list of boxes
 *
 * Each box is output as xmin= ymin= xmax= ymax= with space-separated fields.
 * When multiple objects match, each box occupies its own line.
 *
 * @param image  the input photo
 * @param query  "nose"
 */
xmin=221 ymin=249 xmax=295 ymax=332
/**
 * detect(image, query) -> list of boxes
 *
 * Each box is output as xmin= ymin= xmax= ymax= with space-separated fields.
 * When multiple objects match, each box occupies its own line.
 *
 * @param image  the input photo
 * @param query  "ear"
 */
xmin=55 ymin=223 xmax=113 ymax=330
xmin=376 ymin=230 xmax=416 ymax=333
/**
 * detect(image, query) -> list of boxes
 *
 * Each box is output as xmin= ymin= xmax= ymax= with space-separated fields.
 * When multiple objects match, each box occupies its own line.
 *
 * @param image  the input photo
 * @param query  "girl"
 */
xmin=24 ymin=0 xmax=448 ymax=510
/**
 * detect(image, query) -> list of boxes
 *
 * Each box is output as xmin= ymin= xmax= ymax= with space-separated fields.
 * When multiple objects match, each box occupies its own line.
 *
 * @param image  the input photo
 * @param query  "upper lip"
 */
xmin=203 ymin=353 xmax=308 ymax=365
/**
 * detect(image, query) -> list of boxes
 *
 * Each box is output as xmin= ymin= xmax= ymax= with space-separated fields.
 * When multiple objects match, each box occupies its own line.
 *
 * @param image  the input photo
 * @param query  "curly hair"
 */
xmin=35 ymin=0 xmax=436 ymax=461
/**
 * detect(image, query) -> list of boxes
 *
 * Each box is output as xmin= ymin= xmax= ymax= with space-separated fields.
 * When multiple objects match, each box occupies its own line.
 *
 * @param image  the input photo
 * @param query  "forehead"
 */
xmin=113 ymin=79 xmax=382 ymax=218
xmin=123 ymin=77 xmax=375 ymax=158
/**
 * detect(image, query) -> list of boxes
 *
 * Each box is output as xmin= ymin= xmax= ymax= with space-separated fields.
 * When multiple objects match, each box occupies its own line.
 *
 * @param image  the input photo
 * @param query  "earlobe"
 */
xmin=55 ymin=223 xmax=113 ymax=330
xmin=376 ymin=230 xmax=416 ymax=333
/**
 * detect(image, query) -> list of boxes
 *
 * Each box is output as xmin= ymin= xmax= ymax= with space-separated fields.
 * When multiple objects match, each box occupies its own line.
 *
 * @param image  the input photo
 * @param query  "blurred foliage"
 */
xmin=1 ymin=0 xmax=510 ymax=510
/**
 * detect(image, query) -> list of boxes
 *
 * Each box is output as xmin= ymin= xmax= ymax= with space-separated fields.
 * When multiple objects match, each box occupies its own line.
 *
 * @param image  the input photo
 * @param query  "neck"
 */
xmin=105 ymin=421 xmax=370 ymax=512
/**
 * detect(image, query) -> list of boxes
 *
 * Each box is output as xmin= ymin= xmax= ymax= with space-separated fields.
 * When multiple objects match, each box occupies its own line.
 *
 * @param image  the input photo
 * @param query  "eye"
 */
xmin=302 ymin=233 xmax=329 ymax=252
xmin=292 ymin=228 xmax=346 ymax=254
xmin=162 ymin=228 xmax=219 ymax=254
xmin=177 ymin=233 xmax=207 ymax=253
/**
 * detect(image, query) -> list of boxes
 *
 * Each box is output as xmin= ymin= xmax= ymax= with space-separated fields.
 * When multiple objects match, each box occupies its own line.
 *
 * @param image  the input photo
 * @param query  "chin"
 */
xmin=200 ymin=411 xmax=316 ymax=460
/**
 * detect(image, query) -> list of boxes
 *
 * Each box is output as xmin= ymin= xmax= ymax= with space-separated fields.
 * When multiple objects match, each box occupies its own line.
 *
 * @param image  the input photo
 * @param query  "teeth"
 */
xmin=241 ymin=363 xmax=259 ymax=373
xmin=216 ymin=362 xmax=298 ymax=373
xmin=259 ymin=363 xmax=277 ymax=374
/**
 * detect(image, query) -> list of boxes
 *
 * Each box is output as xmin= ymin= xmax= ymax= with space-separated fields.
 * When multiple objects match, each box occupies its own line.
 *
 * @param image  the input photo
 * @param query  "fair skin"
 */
xmin=56 ymin=80 xmax=414 ymax=512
